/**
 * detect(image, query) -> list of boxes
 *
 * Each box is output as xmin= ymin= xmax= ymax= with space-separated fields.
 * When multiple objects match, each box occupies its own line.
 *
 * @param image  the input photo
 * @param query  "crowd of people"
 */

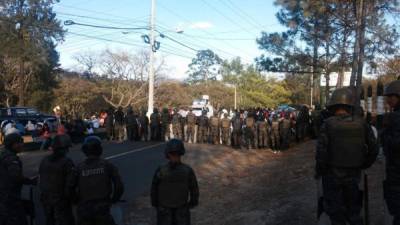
xmin=102 ymin=105 xmax=313 ymax=153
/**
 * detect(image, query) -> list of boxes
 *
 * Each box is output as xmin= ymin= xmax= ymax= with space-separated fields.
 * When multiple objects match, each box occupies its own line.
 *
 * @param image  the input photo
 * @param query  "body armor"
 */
xmin=326 ymin=117 xmax=366 ymax=168
xmin=210 ymin=116 xmax=219 ymax=127
xmin=246 ymin=117 xmax=255 ymax=128
xmin=186 ymin=113 xmax=196 ymax=125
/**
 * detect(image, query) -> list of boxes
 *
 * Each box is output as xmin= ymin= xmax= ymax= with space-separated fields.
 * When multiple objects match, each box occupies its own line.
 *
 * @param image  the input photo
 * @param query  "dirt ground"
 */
xmin=124 ymin=140 xmax=388 ymax=225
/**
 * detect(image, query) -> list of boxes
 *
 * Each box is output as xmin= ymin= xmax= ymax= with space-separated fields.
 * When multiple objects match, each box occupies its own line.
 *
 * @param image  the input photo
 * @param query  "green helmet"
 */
xmin=384 ymin=80 xmax=400 ymax=97
xmin=165 ymin=139 xmax=185 ymax=156
xmin=327 ymin=87 xmax=354 ymax=108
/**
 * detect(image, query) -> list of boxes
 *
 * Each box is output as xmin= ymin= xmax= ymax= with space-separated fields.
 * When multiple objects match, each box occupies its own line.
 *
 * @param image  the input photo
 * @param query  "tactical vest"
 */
xmin=157 ymin=164 xmax=191 ymax=208
xmin=246 ymin=118 xmax=255 ymax=128
xmin=233 ymin=118 xmax=242 ymax=130
xmin=150 ymin=113 xmax=160 ymax=125
xmin=221 ymin=119 xmax=230 ymax=128
xmin=326 ymin=117 xmax=366 ymax=168
xmin=172 ymin=114 xmax=181 ymax=124
xmin=39 ymin=156 xmax=72 ymax=198
xmin=257 ymin=121 xmax=266 ymax=129
xmin=126 ymin=115 xmax=137 ymax=126
xmin=271 ymin=121 xmax=280 ymax=131
xmin=187 ymin=113 xmax=196 ymax=124
xmin=77 ymin=159 xmax=112 ymax=202
xmin=161 ymin=113 xmax=171 ymax=125
xmin=199 ymin=116 xmax=208 ymax=127
xmin=281 ymin=119 xmax=291 ymax=129
xmin=210 ymin=117 xmax=219 ymax=127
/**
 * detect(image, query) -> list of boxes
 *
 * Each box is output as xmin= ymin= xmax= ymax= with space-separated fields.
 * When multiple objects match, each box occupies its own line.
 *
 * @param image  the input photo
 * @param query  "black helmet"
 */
xmin=4 ymin=133 xmax=23 ymax=150
xmin=51 ymin=134 xmax=72 ymax=150
xmin=165 ymin=139 xmax=185 ymax=156
xmin=81 ymin=136 xmax=103 ymax=156
xmin=327 ymin=87 xmax=354 ymax=108
xmin=384 ymin=80 xmax=400 ymax=97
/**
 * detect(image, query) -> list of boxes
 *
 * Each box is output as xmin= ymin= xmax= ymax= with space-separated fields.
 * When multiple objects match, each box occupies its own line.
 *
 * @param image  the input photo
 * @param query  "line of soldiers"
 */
xmin=149 ymin=108 xmax=296 ymax=151
xmin=315 ymin=80 xmax=400 ymax=225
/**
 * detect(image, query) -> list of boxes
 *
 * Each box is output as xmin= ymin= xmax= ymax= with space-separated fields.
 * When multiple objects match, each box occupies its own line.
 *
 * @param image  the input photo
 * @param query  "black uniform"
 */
xmin=139 ymin=113 xmax=149 ymax=141
xmin=105 ymin=110 xmax=114 ymax=141
xmin=151 ymin=162 xmax=199 ymax=225
xmin=231 ymin=115 xmax=242 ymax=148
xmin=316 ymin=115 xmax=378 ymax=225
xmin=161 ymin=110 xmax=171 ymax=142
xmin=125 ymin=111 xmax=138 ymax=142
xmin=39 ymin=155 xmax=75 ymax=225
xmin=0 ymin=148 xmax=34 ymax=225
xmin=75 ymin=157 xmax=124 ymax=225
xmin=383 ymin=106 xmax=400 ymax=224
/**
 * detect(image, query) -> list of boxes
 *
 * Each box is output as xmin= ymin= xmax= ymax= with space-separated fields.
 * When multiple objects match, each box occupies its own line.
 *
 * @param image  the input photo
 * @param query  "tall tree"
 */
xmin=187 ymin=49 xmax=222 ymax=84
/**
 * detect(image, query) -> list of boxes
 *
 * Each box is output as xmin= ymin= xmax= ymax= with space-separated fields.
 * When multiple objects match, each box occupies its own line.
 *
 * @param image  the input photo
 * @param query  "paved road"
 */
xmin=20 ymin=140 xmax=168 ymax=225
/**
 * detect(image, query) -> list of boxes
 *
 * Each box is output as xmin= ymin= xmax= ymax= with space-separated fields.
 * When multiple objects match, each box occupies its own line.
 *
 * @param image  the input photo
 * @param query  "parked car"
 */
xmin=0 ymin=107 xmax=56 ymax=127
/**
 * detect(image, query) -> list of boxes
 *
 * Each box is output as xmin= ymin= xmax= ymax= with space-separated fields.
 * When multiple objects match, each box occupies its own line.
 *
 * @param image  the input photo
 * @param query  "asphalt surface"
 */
xmin=20 ymin=140 xmax=168 ymax=225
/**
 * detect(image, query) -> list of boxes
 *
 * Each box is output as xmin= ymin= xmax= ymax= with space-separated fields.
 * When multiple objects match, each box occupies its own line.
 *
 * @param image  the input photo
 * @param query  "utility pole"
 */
xmin=234 ymin=85 xmax=237 ymax=110
xmin=147 ymin=0 xmax=156 ymax=117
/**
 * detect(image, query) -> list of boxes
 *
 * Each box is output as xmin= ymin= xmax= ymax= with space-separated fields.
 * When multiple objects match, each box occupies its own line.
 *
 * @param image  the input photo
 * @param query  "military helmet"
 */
xmin=51 ymin=134 xmax=72 ymax=150
xmin=81 ymin=136 xmax=103 ymax=156
xmin=384 ymin=80 xmax=400 ymax=97
xmin=4 ymin=133 xmax=23 ymax=150
xmin=162 ymin=107 xmax=169 ymax=113
xmin=165 ymin=138 xmax=185 ymax=156
xmin=327 ymin=87 xmax=354 ymax=108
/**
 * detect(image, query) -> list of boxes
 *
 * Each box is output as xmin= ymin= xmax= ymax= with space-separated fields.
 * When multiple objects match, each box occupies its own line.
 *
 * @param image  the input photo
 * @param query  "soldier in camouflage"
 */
xmin=209 ymin=111 xmax=220 ymax=145
xmin=231 ymin=112 xmax=242 ymax=148
xmin=74 ymin=136 xmax=124 ymax=225
xmin=316 ymin=87 xmax=378 ymax=225
xmin=280 ymin=112 xmax=292 ymax=150
xmin=139 ymin=110 xmax=149 ymax=142
xmin=197 ymin=110 xmax=209 ymax=144
xmin=382 ymin=80 xmax=400 ymax=225
xmin=270 ymin=115 xmax=281 ymax=151
xmin=151 ymin=139 xmax=199 ymax=225
xmin=39 ymin=134 xmax=75 ymax=225
xmin=172 ymin=109 xmax=183 ymax=140
xmin=161 ymin=108 xmax=171 ymax=142
xmin=256 ymin=114 xmax=269 ymax=149
xmin=0 ymin=133 xmax=37 ymax=225
xmin=185 ymin=109 xmax=197 ymax=143
xmin=220 ymin=113 xmax=231 ymax=145
xmin=244 ymin=112 xmax=256 ymax=149
xmin=150 ymin=108 xmax=161 ymax=141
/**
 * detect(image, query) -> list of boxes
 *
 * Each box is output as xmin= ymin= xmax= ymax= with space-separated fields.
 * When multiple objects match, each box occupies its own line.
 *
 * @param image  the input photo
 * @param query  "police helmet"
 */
xmin=4 ymin=133 xmax=23 ymax=150
xmin=165 ymin=139 xmax=185 ymax=156
xmin=327 ymin=87 xmax=354 ymax=108
xmin=51 ymin=134 xmax=72 ymax=150
xmin=384 ymin=80 xmax=400 ymax=97
xmin=81 ymin=136 xmax=103 ymax=156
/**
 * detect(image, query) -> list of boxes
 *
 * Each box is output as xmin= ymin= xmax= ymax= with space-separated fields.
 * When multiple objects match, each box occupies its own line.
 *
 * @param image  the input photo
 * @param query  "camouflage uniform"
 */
xmin=197 ymin=112 xmax=209 ymax=144
xmin=220 ymin=114 xmax=231 ymax=145
xmin=161 ymin=108 xmax=171 ymax=142
xmin=257 ymin=118 xmax=269 ymax=149
xmin=270 ymin=117 xmax=280 ymax=150
xmin=172 ymin=110 xmax=183 ymax=140
xmin=185 ymin=111 xmax=197 ymax=143
xmin=150 ymin=109 xmax=161 ymax=141
xmin=139 ymin=111 xmax=149 ymax=141
xmin=244 ymin=114 xmax=256 ymax=149
xmin=209 ymin=114 xmax=220 ymax=145
xmin=231 ymin=113 xmax=242 ymax=148
xmin=280 ymin=115 xmax=292 ymax=150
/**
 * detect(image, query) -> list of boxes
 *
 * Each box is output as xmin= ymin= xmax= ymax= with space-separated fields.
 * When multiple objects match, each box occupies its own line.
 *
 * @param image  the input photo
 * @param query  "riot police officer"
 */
xmin=172 ymin=109 xmax=183 ymax=140
xmin=185 ymin=109 xmax=197 ymax=143
xmin=244 ymin=111 xmax=256 ymax=149
xmin=139 ymin=110 xmax=149 ymax=142
xmin=280 ymin=113 xmax=292 ymax=150
xmin=75 ymin=136 xmax=124 ymax=225
xmin=220 ymin=113 xmax=231 ymax=145
xmin=161 ymin=108 xmax=171 ymax=142
xmin=209 ymin=111 xmax=220 ymax=145
xmin=0 ymin=133 xmax=37 ymax=225
xmin=39 ymin=134 xmax=75 ymax=225
xmin=270 ymin=115 xmax=280 ymax=151
xmin=231 ymin=112 xmax=242 ymax=148
xmin=151 ymin=139 xmax=199 ymax=225
xmin=382 ymin=80 xmax=400 ymax=225
xmin=315 ymin=87 xmax=378 ymax=225
xmin=197 ymin=110 xmax=209 ymax=144
xmin=256 ymin=114 xmax=269 ymax=149
xmin=151 ymin=108 xmax=161 ymax=141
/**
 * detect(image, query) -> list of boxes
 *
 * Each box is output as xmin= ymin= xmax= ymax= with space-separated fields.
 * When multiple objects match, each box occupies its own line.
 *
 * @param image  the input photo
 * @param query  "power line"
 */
xmin=224 ymin=0 xmax=265 ymax=29
xmin=57 ymin=12 xmax=149 ymax=26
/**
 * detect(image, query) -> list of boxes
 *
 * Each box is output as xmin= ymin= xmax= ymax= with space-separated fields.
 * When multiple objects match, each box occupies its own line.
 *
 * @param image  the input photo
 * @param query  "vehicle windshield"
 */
xmin=27 ymin=108 xmax=39 ymax=115
xmin=15 ymin=108 xmax=27 ymax=117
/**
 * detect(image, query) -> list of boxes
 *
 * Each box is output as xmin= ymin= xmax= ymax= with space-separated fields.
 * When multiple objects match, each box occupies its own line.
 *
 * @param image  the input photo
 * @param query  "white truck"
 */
xmin=191 ymin=95 xmax=214 ymax=118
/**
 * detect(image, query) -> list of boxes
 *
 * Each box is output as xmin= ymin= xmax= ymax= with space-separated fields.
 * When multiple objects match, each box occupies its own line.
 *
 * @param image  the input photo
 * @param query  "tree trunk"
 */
xmin=350 ymin=0 xmax=362 ymax=87
xmin=17 ymin=59 xmax=25 ymax=106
